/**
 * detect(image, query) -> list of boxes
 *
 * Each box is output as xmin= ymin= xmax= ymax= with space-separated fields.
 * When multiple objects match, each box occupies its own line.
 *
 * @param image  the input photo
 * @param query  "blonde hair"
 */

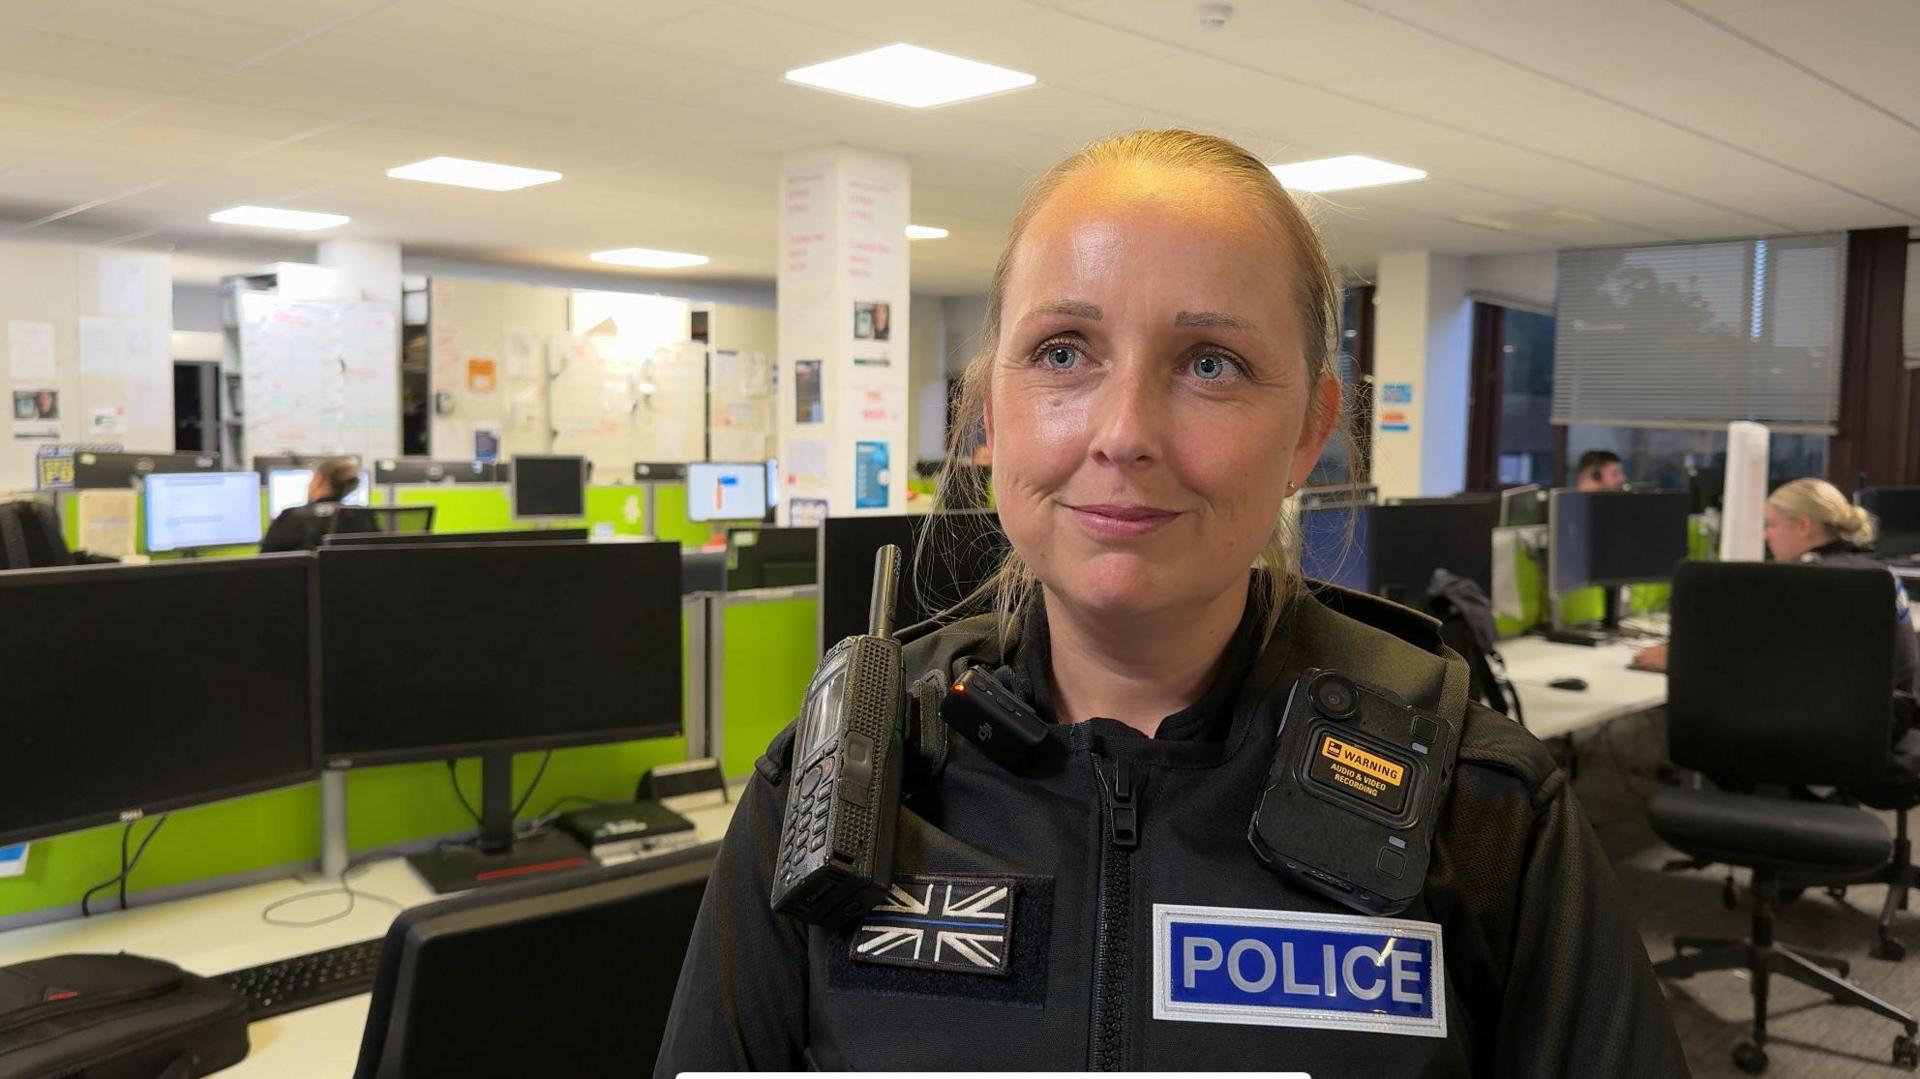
xmin=1767 ymin=477 xmax=1876 ymax=546
xmin=929 ymin=129 xmax=1352 ymax=649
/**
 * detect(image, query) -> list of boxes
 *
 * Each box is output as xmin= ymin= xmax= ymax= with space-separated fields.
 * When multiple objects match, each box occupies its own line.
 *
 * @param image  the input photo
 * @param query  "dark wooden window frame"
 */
xmin=1831 ymin=227 xmax=1919 ymax=490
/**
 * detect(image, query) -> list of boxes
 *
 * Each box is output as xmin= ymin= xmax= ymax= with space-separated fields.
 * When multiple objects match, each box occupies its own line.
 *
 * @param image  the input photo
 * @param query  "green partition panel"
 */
xmin=585 ymin=485 xmax=650 ymax=538
xmin=717 ymin=594 xmax=819 ymax=779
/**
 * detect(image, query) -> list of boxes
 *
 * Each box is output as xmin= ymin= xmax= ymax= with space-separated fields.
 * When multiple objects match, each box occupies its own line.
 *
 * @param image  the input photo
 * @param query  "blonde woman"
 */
xmin=658 ymin=132 xmax=1685 ymax=1076
xmin=1636 ymin=478 xmax=1917 ymax=691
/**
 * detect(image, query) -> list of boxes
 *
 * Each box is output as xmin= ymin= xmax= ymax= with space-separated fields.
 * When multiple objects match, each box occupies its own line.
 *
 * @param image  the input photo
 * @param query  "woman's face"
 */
xmin=985 ymin=167 xmax=1336 ymax=622
xmin=1762 ymin=503 xmax=1824 ymax=563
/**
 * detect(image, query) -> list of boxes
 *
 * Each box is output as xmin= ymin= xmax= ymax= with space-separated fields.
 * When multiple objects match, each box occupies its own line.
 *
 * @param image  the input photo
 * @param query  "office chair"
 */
xmin=0 ymin=500 xmax=73 ymax=570
xmin=1839 ymin=690 xmax=1920 ymax=961
xmin=351 ymin=846 xmax=713 ymax=1079
xmin=333 ymin=506 xmax=437 ymax=538
xmin=1651 ymin=560 xmax=1919 ymax=1074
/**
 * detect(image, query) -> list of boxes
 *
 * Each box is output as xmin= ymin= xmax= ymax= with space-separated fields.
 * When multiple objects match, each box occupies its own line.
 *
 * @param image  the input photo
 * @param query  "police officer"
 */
xmin=260 ymin=458 xmax=360 ymax=553
xmin=656 ymin=130 xmax=1689 ymax=1076
xmin=1634 ymin=477 xmax=1916 ymax=691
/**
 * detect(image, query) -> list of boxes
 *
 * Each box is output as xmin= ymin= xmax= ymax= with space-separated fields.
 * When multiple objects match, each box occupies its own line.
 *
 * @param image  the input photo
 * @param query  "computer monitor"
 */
xmin=144 ymin=472 xmax=263 ymax=552
xmin=766 ymin=458 xmax=779 ymax=508
xmin=73 ymin=450 xmax=220 ymax=489
xmin=1547 ymin=489 xmax=1691 ymax=642
xmin=0 ymin=557 xmax=314 ymax=846
xmin=510 ymin=455 xmax=587 ymax=520
xmin=373 ymin=458 xmax=502 ymax=485
xmin=316 ymin=540 xmax=682 ymax=891
xmin=680 ymin=549 xmax=727 ymax=594
xmin=819 ymin=510 xmax=1008 ymax=649
xmin=726 ymin=526 xmax=817 ymax=590
xmin=266 ymin=468 xmax=371 ymax=518
xmin=1859 ymin=487 xmax=1920 ymax=561
xmin=321 ymin=526 xmax=589 ymax=548
xmin=1371 ymin=498 xmax=1499 ymax=604
xmin=350 ymin=847 xmax=714 ymax=1079
xmin=685 ymin=462 xmax=767 ymax=522
xmin=632 ymin=462 xmax=688 ymax=483
xmin=1296 ymin=501 xmax=1372 ymax=593
xmin=1499 ymin=485 xmax=1549 ymax=527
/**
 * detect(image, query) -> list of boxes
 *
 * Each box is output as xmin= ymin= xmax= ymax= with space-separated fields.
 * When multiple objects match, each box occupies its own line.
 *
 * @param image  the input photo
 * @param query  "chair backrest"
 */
xmin=352 ymin=847 xmax=713 ymax=1079
xmin=0 ymin=501 xmax=72 ymax=571
xmin=331 ymin=506 xmax=437 ymax=537
xmin=1668 ymin=560 xmax=1896 ymax=785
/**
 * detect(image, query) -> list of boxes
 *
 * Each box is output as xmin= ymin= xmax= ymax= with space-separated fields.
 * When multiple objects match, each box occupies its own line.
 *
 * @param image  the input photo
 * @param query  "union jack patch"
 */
xmin=851 ymin=875 xmax=1016 ymax=977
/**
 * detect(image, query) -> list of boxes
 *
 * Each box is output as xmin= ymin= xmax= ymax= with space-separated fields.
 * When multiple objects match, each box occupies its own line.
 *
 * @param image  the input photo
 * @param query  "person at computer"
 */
xmin=260 ymin=458 xmax=360 ymax=554
xmin=1634 ymin=478 xmax=1917 ymax=691
xmin=657 ymin=130 xmax=1686 ymax=1076
xmin=1575 ymin=449 xmax=1627 ymax=492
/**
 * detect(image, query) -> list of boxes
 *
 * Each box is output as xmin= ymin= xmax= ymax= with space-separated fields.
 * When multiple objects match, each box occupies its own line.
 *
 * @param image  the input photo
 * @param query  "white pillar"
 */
xmin=315 ymin=239 xmax=403 ymax=459
xmin=774 ymin=148 xmax=911 ymax=523
xmin=1371 ymin=251 xmax=1471 ymax=499
xmin=316 ymin=238 xmax=401 ymax=310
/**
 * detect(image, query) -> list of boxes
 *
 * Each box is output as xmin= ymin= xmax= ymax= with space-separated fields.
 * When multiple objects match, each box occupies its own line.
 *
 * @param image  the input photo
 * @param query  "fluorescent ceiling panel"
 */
xmin=786 ymin=44 xmax=1036 ymax=108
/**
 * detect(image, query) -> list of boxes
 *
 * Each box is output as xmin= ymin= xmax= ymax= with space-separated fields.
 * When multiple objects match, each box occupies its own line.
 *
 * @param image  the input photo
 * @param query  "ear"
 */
xmin=1289 ymin=374 xmax=1341 ymax=487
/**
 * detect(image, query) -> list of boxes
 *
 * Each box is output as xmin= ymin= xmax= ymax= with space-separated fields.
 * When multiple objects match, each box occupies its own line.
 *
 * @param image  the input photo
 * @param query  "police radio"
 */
xmin=770 ymin=545 xmax=907 ymax=926
xmin=1249 ymin=669 xmax=1460 ymax=916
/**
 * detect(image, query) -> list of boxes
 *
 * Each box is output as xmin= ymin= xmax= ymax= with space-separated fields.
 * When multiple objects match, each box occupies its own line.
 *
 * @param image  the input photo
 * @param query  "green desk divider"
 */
xmin=717 ymin=593 xmax=819 ymax=780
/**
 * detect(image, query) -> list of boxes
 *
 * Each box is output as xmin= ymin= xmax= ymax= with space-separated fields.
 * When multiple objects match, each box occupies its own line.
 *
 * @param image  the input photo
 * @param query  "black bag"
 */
xmin=0 ymin=954 xmax=248 ymax=1079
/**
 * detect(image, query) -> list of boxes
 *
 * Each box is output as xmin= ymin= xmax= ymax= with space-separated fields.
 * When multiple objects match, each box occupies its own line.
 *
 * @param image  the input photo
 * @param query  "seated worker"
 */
xmin=1575 ymin=449 xmax=1627 ymax=492
xmin=260 ymin=458 xmax=360 ymax=554
xmin=1634 ymin=478 xmax=1917 ymax=691
xmin=657 ymin=130 xmax=1686 ymax=1076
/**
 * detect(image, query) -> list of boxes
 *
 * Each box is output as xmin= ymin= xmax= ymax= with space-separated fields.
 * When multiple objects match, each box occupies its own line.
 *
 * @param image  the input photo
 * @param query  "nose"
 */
xmin=1084 ymin=354 xmax=1165 ymax=469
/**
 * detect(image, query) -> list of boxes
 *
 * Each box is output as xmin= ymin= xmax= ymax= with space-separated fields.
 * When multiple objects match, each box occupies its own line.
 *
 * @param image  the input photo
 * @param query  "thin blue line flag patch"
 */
xmin=851 ymin=875 xmax=1014 ymax=977
xmin=1153 ymin=903 xmax=1447 ymax=1038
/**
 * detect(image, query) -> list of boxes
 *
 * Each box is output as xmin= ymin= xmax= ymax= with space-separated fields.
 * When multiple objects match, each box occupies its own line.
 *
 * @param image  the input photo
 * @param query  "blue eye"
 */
xmin=1191 ymin=353 xmax=1235 ymax=381
xmin=1039 ymin=343 xmax=1081 ymax=370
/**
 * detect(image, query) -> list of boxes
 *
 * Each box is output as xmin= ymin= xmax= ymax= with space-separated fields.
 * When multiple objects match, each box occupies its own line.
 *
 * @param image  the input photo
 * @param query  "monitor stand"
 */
xmin=407 ymin=748 xmax=591 ymax=894
xmin=1544 ymin=587 xmax=1620 ymax=648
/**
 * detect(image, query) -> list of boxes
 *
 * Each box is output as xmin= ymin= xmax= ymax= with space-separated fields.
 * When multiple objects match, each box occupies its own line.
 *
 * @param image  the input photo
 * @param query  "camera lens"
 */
xmin=1310 ymin=673 xmax=1358 ymax=719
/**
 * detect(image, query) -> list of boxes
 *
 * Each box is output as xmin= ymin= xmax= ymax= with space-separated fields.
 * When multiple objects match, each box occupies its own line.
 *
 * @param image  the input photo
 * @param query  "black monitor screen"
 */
xmin=1297 ymin=504 xmax=1371 ymax=593
xmin=72 ymin=450 xmax=220 ymax=489
xmin=0 ymin=558 xmax=313 ymax=846
xmin=1859 ymin=487 xmax=1920 ymax=560
xmin=375 ymin=458 xmax=499 ymax=484
xmin=820 ymin=511 xmax=1007 ymax=648
xmin=322 ymin=527 xmax=589 ymax=548
xmin=1371 ymin=499 xmax=1499 ymax=604
xmin=1499 ymin=486 xmax=1548 ymax=527
xmin=317 ymin=541 xmax=682 ymax=764
xmin=1551 ymin=491 xmax=1691 ymax=593
xmin=511 ymin=455 xmax=586 ymax=519
xmin=726 ymin=526 xmax=818 ymax=590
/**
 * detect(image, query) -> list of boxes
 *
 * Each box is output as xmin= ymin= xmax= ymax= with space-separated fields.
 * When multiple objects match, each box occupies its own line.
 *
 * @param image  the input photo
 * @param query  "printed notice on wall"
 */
xmin=854 ymin=439 xmax=890 ymax=510
xmin=795 ymin=359 xmax=823 ymax=424
xmin=7 ymin=320 xmax=55 ymax=380
xmin=97 ymin=256 xmax=148 ymax=317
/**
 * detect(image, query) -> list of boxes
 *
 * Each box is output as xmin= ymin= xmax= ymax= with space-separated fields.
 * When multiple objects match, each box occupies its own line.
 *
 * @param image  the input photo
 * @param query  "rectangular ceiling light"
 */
xmin=905 ymin=224 xmax=949 ymax=240
xmin=786 ymin=44 xmax=1036 ymax=108
xmin=1269 ymin=155 xmax=1427 ymax=193
xmin=208 ymin=205 xmax=348 ymax=231
xmin=386 ymin=156 xmax=562 ymax=191
xmin=590 ymin=248 xmax=710 ymax=270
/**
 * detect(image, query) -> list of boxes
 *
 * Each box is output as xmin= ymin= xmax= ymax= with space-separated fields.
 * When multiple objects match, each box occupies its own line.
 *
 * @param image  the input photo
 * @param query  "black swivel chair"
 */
xmin=352 ymin=846 xmax=713 ymax=1079
xmin=0 ymin=500 xmax=72 ymax=570
xmin=333 ymin=505 xmax=437 ymax=538
xmin=1650 ymin=561 xmax=1919 ymax=1074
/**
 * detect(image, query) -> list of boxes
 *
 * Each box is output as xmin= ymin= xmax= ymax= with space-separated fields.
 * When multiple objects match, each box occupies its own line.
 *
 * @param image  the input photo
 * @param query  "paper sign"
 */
xmin=474 ymin=424 xmax=501 ymax=461
xmin=852 ymin=381 xmax=904 ymax=428
xmin=90 ymin=406 xmax=127 ymax=435
xmin=788 ymin=437 xmax=828 ymax=485
xmin=467 ymin=357 xmax=497 ymax=394
xmin=505 ymin=329 xmax=542 ymax=380
xmin=795 ymin=359 xmax=823 ymax=424
xmin=12 ymin=389 xmax=59 ymax=439
xmin=98 ymin=256 xmax=147 ymax=317
xmin=1380 ymin=409 xmax=1411 ymax=433
xmin=76 ymin=488 xmax=136 ymax=557
xmin=855 ymin=440 xmax=890 ymax=509
xmin=790 ymin=497 xmax=829 ymax=526
xmin=8 ymin=320 xmax=55 ymax=380
xmin=1381 ymin=382 xmax=1414 ymax=405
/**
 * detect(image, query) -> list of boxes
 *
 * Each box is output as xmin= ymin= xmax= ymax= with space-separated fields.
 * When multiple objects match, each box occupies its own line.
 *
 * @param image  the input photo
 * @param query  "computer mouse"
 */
xmin=1548 ymin=677 xmax=1589 ymax=692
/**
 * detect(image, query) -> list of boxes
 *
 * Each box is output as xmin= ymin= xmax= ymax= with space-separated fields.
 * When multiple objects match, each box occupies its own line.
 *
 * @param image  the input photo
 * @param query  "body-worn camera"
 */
xmin=1249 ymin=669 xmax=1461 ymax=916
xmin=770 ymin=546 xmax=907 ymax=927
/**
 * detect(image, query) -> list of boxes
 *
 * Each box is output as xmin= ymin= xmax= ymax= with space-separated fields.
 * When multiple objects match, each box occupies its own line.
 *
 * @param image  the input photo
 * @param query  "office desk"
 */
xmin=0 ymin=793 xmax=740 ymax=1077
xmin=1500 ymin=635 xmax=1667 ymax=740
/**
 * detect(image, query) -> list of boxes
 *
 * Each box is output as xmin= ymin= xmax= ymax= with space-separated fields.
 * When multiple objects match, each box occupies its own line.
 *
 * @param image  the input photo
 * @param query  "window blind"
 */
xmin=1552 ymin=233 xmax=1846 ymax=433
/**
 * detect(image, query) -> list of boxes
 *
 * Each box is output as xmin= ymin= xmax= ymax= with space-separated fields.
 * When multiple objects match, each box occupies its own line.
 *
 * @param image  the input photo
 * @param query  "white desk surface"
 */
xmin=0 ymin=792 xmax=740 ymax=1078
xmin=1499 ymin=634 xmax=1668 ymax=741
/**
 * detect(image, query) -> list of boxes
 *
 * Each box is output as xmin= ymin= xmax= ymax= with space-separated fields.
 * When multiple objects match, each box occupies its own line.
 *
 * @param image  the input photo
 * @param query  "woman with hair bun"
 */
xmin=1765 ymin=478 xmax=1916 ymax=694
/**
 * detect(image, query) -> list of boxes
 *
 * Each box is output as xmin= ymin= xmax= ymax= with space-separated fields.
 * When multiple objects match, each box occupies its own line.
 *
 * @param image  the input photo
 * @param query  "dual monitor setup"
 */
xmin=0 ymin=536 xmax=683 ymax=894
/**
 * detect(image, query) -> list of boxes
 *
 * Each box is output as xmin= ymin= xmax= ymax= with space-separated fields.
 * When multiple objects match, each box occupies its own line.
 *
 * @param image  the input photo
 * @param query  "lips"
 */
xmin=1068 ymin=503 xmax=1180 ymax=538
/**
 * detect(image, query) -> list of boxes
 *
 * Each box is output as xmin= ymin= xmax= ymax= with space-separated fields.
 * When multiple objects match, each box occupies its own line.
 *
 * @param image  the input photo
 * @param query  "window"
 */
xmin=1468 ymin=303 xmax=1556 ymax=490
xmin=1310 ymin=285 xmax=1374 ymax=487
xmin=1563 ymin=425 xmax=1827 ymax=492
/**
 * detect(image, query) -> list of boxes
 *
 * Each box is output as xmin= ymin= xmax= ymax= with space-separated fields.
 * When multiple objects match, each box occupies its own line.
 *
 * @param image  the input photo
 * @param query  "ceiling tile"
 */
xmin=640 ymin=3 xmax=880 ymax=75
xmin=38 ymin=0 xmax=295 ymax=64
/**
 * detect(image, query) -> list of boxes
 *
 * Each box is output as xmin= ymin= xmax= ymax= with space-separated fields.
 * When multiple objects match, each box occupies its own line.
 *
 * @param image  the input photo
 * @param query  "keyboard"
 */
xmin=218 ymin=938 xmax=384 ymax=1020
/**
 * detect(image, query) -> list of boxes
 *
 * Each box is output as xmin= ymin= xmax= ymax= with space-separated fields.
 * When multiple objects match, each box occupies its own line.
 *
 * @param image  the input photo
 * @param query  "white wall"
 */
xmin=1465 ymin=250 xmax=1557 ymax=312
xmin=0 ymin=241 xmax=173 ymax=491
xmin=1372 ymin=250 xmax=1472 ymax=498
xmin=909 ymin=293 xmax=946 ymax=463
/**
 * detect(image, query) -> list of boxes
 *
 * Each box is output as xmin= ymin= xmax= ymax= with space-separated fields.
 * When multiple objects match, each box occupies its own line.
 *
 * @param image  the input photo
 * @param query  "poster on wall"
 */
xmin=474 ymin=424 xmax=501 ymax=461
xmin=467 ymin=357 xmax=497 ymax=394
xmin=790 ymin=497 xmax=829 ymax=527
xmin=854 ymin=440 xmax=890 ymax=509
xmin=854 ymin=301 xmax=891 ymax=341
xmin=852 ymin=381 xmax=904 ymax=428
xmin=794 ymin=360 xmax=823 ymax=424
xmin=12 ymin=388 xmax=58 ymax=439
xmin=7 ymin=321 xmax=55 ymax=380
xmin=89 ymin=406 xmax=127 ymax=436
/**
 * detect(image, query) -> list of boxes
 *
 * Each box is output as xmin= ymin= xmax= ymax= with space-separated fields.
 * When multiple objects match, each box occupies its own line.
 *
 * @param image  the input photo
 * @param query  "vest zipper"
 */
xmin=1090 ymin=754 xmax=1140 ymax=1071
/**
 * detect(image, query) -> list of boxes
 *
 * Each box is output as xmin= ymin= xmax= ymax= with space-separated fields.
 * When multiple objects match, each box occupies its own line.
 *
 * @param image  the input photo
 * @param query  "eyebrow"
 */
xmin=1026 ymin=299 xmax=1102 ymax=320
xmin=1174 ymin=310 xmax=1254 ymax=332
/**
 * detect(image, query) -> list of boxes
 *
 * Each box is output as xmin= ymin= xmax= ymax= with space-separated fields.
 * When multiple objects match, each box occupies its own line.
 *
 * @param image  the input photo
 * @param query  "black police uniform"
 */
xmin=260 ymin=497 xmax=346 ymax=553
xmin=656 ymin=577 xmax=1690 ymax=1076
xmin=1801 ymin=541 xmax=1917 ymax=695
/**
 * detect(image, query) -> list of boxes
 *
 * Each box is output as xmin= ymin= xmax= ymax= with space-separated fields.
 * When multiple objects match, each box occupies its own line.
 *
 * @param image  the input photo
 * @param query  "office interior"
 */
xmin=0 ymin=1 xmax=1918 ymax=1075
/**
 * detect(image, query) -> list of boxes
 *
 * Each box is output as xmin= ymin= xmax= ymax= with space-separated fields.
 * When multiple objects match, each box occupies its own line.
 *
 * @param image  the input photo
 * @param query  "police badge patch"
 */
xmin=851 ymin=875 xmax=1015 ymax=976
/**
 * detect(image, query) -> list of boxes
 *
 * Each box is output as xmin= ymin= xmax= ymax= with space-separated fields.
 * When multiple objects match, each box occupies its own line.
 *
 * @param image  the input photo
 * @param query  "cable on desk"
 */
xmin=446 ymin=760 xmax=482 ymax=823
xmin=81 ymin=815 xmax=167 ymax=918
xmin=445 ymin=750 xmax=556 ymax=823
xmin=260 ymin=856 xmax=403 ymax=929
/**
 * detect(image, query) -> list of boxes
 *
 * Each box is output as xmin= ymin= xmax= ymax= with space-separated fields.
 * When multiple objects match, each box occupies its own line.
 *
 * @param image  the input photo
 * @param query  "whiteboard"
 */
xmin=239 ymin=293 xmax=399 ymax=460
